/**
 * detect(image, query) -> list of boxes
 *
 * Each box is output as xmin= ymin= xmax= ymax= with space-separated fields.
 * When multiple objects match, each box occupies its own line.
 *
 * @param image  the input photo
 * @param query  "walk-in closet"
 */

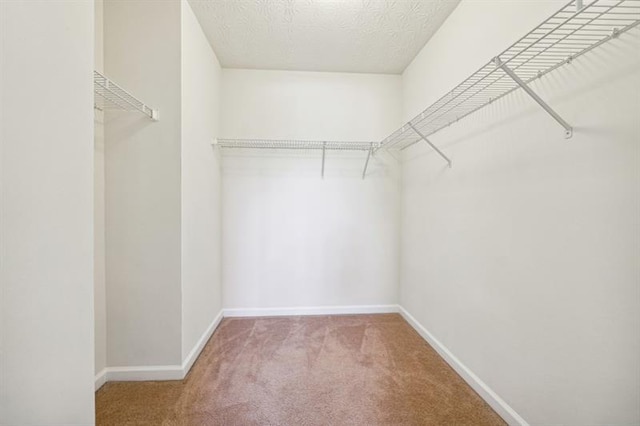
xmin=1 ymin=0 xmax=639 ymax=424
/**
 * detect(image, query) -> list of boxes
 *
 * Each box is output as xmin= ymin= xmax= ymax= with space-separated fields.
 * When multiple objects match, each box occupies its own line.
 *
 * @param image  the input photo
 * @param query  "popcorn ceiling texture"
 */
xmin=187 ymin=0 xmax=460 ymax=74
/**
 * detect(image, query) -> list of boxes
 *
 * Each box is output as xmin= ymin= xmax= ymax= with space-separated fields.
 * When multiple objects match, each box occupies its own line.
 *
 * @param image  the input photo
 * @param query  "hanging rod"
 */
xmin=93 ymin=71 xmax=159 ymax=121
xmin=216 ymin=138 xmax=378 ymax=179
xmin=376 ymin=0 xmax=640 ymax=164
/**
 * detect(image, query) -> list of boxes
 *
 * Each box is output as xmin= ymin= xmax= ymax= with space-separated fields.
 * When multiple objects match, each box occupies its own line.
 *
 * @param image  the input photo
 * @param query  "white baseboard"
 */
xmin=398 ymin=306 xmax=528 ymax=426
xmin=95 ymin=310 xmax=224 ymax=388
xmin=223 ymin=304 xmax=400 ymax=317
xmin=104 ymin=364 xmax=184 ymax=382
xmin=182 ymin=309 xmax=224 ymax=376
xmin=95 ymin=368 xmax=107 ymax=391
xmin=95 ymin=306 xmax=396 ymax=389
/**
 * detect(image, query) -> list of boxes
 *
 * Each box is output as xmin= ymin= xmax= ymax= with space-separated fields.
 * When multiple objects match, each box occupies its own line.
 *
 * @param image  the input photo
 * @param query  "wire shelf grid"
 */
xmin=217 ymin=139 xmax=376 ymax=151
xmin=216 ymin=139 xmax=378 ymax=179
xmin=377 ymin=0 xmax=640 ymax=153
xmin=94 ymin=71 xmax=158 ymax=121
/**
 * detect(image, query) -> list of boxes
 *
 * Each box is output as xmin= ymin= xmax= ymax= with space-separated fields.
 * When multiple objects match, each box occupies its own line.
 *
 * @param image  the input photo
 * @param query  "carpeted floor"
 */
xmin=96 ymin=314 xmax=505 ymax=425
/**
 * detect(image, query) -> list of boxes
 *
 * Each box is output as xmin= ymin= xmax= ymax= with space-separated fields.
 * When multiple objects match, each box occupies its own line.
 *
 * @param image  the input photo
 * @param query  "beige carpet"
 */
xmin=96 ymin=314 xmax=505 ymax=425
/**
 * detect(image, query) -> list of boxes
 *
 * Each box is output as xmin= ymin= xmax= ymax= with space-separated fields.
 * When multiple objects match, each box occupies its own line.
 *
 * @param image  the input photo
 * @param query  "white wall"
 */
xmin=180 ymin=0 xmax=223 ymax=361
xmin=105 ymin=0 xmax=183 ymax=367
xmin=94 ymin=0 xmax=107 ymax=379
xmin=400 ymin=1 xmax=640 ymax=424
xmin=104 ymin=0 xmax=225 ymax=372
xmin=221 ymin=70 xmax=401 ymax=141
xmin=221 ymin=70 xmax=402 ymax=310
xmin=0 ymin=1 xmax=95 ymax=423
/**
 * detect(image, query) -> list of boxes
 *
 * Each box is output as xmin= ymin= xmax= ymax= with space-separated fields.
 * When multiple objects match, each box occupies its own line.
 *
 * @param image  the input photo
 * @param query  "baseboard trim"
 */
xmin=398 ymin=306 xmax=528 ymax=426
xmin=223 ymin=304 xmax=400 ymax=317
xmin=104 ymin=364 xmax=184 ymax=382
xmin=95 ymin=368 xmax=107 ymax=391
xmin=182 ymin=309 xmax=224 ymax=377
xmin=96 ymin=310 xmax=225 ymax=388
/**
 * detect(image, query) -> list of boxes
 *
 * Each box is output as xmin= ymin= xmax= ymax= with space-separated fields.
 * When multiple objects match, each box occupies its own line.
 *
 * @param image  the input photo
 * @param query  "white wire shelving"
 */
xmin=94 ymin=71 xmax=159 ymax=121
xmin=216 ymin=138 xmax=377 ymax=179
xmin=377 ymin=0 xmax=640 ymax=167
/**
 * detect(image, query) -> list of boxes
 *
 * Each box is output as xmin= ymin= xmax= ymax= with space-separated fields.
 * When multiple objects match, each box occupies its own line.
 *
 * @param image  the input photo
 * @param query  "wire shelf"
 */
xmin=94 ymin=71 xmax=159 ymax=121
xmin=216 ymin=139 xmax=377 ymax=179
xmin=378 ymin=0 xmax=640 ymax=156
xmin=217 ymin=139 xmax=375 ymax=151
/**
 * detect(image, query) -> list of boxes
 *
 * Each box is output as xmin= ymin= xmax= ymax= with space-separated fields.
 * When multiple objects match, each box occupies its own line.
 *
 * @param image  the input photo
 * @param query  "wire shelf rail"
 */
xmin=94 ymin=71 xmax=159 ymax=121
xmin=217 ymin=138 xmax=377 ymax=179
xmin=377 ymin=0 xmax=640 ymax=165
xmin=217 ymin=139 xmax=375 ymax=151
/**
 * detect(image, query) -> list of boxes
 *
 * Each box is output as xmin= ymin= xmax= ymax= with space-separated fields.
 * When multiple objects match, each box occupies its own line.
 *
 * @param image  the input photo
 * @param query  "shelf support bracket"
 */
xmin=408 ymin=123 xmax=452 ymax=168
xmin=362 ymin=145 xmax=373 ymax=179
xmin=321 ymin=142 xmax=326 ymax=179
xmin=494 ymin=57 xmax=573 ymax=138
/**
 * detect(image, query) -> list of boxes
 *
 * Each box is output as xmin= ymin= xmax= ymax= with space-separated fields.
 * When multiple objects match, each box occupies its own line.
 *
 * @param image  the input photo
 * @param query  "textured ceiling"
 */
xmin=188 ymin=0 xmax=460 ymax=74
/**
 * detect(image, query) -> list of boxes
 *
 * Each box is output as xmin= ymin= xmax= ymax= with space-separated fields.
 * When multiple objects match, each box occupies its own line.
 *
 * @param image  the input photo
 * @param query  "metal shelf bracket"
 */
xmin=408 ymin=123 xmax=452 ymax=168
xmin=494 ymin=57 xmax=573 ymax=139
xmin=362 ymin=145 xmax=373 ymax=179
xmin=321 ymin=142 xmax=327 ymax=179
